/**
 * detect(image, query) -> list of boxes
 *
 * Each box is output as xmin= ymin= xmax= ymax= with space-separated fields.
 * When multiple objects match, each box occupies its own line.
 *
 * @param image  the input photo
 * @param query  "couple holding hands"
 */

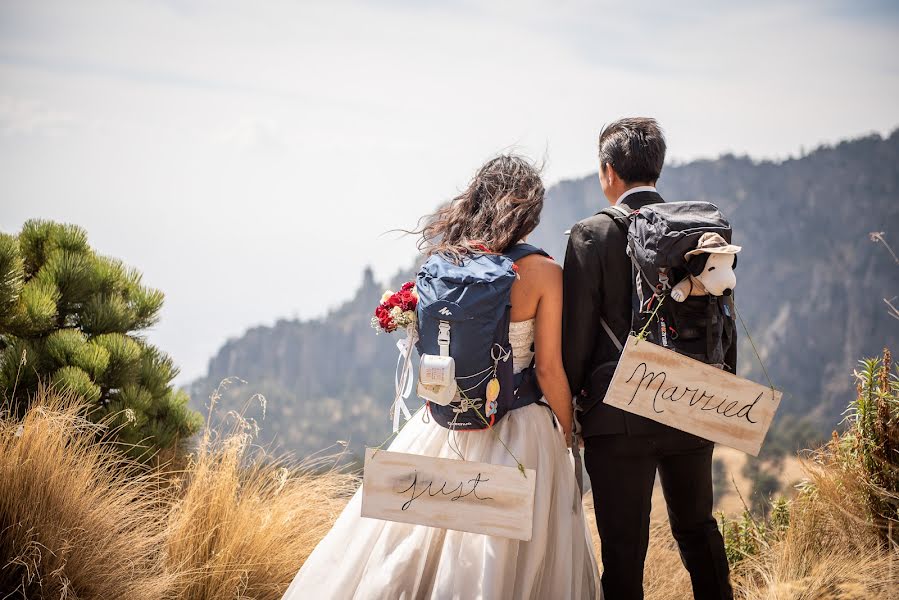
xmin=285 ymin=118 xmax=735 ymax=600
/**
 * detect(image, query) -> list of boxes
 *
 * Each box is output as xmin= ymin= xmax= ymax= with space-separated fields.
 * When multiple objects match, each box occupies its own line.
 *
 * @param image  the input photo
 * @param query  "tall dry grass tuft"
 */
xmin=723 ymin=348 xmax=899 ymax=600
xmin=0 ymin=385 xmax=357 ymax=600
xmin=0 ymin=389 xmax=173 ymax=599
xmin=730 ymin=443 xmax=899 ymax=599
xmin=162 ymin=392 xmax=358 ymax=600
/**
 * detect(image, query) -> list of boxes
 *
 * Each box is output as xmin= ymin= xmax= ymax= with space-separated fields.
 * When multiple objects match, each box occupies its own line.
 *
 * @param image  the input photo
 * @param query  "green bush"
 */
xmin=0 ymin=220 xmax=202 ymax=457
xmin=718 ymin=497 xmax=791 ymax=567
xmin=843 ymin=348 xmax=899 ymax=546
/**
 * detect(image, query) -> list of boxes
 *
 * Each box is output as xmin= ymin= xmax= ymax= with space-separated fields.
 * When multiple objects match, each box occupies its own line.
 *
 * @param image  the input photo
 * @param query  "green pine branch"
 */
xmin=0 ymin=219 xmax=201 ymax=459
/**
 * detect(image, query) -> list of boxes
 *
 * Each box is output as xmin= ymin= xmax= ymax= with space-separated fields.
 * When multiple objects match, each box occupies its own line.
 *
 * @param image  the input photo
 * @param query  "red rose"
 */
xmin=374 ymin=304 xmax=396 ymax=332
xmin=394 ymin=289 xmax=417 ymax=311
xmin=401 ymin=281 xmax=415 ymax=292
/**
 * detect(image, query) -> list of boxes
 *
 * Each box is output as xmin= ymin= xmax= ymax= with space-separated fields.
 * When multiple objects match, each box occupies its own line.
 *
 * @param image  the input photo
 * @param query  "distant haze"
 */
xmin=1 ymin=0 xmax=897 ymax=383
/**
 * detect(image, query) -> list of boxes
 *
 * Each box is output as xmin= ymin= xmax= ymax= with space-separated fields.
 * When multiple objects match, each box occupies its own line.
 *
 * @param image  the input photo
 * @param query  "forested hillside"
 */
xmin=190 ymin=131 xmax=899 ymax=461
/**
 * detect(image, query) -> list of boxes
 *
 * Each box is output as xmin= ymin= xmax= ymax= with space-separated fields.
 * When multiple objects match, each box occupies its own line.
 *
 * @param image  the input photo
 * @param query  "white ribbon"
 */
xmin=392 ymin=325 xmax=416 ymax=432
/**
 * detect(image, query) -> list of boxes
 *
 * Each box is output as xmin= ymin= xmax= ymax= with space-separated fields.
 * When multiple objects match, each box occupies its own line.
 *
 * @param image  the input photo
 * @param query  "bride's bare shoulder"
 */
xmin=514 ymin=254 xmax=562 ymax=297
xmin=516 ymin=253 xmax=561 ymax=280
xmin=510 ymin=254 xmax=560 ymax=320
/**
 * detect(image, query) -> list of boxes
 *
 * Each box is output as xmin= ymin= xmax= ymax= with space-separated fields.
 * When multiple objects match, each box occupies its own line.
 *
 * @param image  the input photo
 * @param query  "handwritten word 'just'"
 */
xmin=397 ymin=471 xmax=493 ymax=510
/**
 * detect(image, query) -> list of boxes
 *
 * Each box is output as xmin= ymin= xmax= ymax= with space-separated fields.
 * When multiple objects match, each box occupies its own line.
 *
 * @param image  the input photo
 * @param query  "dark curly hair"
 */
xmin=415 ymin=155 xmax=544 ymax=261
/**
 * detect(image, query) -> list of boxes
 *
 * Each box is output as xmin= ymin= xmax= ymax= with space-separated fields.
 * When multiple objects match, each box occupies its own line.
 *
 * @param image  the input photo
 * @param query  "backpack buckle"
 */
xmin=658 ymin=269 xmax=671 ymax=291
xmin=437 ymin=321 xmax=451 ymax=357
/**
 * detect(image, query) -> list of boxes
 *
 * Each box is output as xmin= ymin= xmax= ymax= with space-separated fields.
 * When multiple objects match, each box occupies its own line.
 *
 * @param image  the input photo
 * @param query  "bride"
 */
xmin=283 ymin=155 xmax=601 ymax=599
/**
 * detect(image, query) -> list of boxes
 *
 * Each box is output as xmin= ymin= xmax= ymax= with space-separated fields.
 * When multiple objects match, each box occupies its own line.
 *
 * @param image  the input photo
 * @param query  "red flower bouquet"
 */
xmin=372 ymin=281 xmax=418 ymax=334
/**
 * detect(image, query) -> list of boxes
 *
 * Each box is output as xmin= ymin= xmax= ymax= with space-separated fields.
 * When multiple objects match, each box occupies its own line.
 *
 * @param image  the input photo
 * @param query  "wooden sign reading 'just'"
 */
xmin=604 ymin=336 xmax=781 ymax=456
xmin=361 ymin=449 xmax=536 ymax=541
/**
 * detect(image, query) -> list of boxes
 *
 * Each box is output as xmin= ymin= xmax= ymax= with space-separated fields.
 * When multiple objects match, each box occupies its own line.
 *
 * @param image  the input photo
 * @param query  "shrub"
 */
xmin=0 ymin=220 xmax=202 ymax=457
xmin=843 ymin=348 xmax=899 ymax=545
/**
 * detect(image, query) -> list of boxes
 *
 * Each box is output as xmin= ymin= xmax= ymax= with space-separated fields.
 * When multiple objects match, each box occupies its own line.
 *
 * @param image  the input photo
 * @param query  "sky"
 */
xmin=1 ymin=0 xmax=897 ymax=384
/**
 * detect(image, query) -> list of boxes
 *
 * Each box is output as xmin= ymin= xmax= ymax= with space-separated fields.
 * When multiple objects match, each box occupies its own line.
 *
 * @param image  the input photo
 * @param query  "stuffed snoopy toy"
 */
xmin=670 ymin=232 xmax=741 ymax=302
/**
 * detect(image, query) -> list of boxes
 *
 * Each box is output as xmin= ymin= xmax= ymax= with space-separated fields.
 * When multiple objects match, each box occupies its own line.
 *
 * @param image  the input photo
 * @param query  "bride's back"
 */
xmin=510 ymin=252 xmax=561 ymax=323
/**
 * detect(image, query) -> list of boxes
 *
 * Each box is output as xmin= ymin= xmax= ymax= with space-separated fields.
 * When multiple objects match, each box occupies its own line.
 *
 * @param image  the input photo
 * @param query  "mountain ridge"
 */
xmin=190 ymin=130 xmax=899 ymax=459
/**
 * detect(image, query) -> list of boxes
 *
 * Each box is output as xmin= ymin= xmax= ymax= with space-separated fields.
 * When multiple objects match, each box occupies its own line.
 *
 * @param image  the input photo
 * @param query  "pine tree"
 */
xmin=0 ymin=220 xmax=202 ymax=457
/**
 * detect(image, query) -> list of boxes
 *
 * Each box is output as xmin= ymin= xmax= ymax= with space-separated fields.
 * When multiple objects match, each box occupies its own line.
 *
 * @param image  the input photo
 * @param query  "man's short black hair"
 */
xmin=598 ymin=118 xmax=666 ymax=184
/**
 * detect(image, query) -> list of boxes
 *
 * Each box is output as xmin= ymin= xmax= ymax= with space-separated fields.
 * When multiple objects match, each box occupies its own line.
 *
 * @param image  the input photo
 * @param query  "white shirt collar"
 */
xmin=615 ymin=185 xmax=657 ymax=205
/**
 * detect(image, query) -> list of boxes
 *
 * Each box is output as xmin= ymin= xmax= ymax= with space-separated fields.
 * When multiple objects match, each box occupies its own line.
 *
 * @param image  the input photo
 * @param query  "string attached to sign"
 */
xmin=731 ymin=300 xmax=778 ymax=395
xmin=635 ymin=294 xmax=666 ymax=344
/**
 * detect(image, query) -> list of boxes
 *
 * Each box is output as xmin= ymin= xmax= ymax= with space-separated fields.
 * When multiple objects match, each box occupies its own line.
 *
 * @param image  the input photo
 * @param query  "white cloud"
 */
xmin=0 ymin=95 xmax=74 ymax=136
xmin=215 ymin=117 xmax=286 ymax=154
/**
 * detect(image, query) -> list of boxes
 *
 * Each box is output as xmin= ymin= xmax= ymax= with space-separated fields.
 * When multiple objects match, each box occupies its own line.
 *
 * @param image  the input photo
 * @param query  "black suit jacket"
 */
xmin=562 ymin=190 xmax=681 ymax=437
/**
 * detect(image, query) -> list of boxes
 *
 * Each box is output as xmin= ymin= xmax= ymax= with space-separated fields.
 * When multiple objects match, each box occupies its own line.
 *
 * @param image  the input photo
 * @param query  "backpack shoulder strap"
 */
xmin=503 ymin=243 xmax=550 ymax=262
xmin=597 ymin=205 xmax=632 ymax=234
xmin=599 ymin=317 xmax=624 ymax=352
xmin=596 ymin=205 xmax=637 ymax=350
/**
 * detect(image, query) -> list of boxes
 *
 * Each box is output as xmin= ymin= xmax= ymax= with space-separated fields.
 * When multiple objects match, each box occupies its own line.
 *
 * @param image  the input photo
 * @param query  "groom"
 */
xmin=562 ymin=118 xmax=734 ymax=600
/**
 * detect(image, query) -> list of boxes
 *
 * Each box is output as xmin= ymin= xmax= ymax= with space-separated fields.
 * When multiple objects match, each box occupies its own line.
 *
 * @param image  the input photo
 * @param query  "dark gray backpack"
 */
xmin=600 ymin=201 xmax=737 ymax=369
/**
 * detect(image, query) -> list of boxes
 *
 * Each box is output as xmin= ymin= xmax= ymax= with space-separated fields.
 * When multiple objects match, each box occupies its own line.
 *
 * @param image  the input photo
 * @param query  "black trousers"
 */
xmin=584 ymin=431 xmax=733 ymax=600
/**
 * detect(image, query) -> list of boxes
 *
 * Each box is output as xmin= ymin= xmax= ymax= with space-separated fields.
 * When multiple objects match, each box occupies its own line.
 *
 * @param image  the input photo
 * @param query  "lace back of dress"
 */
xmin=509 ymin=319 xmax=536 ymax=374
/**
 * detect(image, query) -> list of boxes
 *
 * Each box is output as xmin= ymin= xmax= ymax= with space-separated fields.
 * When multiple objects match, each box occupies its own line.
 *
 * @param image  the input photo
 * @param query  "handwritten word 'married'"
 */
xmin=625 ymin=362 xmax=760 ymax=424
xmin=603 ymin=336 xmax=781 ymax=456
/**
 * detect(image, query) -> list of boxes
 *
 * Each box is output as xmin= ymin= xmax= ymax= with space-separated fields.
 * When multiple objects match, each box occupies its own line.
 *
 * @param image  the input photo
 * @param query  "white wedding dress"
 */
xmin=283 ymin=319 xmax=601 ymax=599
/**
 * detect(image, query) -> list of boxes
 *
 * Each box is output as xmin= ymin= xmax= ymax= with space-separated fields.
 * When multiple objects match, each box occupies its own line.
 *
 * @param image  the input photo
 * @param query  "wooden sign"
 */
xmin=361 ymin=448 xmax=537 ymax=541
xmin=603 ymin=335 xmax=781 ymax=456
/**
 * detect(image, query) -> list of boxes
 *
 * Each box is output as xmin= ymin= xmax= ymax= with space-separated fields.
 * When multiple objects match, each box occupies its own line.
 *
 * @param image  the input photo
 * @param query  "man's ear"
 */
xmin=604 ymin=163 xmax=619 ymax=188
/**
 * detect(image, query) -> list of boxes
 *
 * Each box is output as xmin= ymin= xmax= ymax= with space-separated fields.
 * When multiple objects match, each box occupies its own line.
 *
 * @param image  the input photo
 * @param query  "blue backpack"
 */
xmin=415 ymin=244 xmax=549 ymax=430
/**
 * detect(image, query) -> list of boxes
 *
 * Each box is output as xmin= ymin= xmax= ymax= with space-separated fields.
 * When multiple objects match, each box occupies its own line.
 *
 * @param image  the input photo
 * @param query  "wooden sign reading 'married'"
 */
xmin=361 ymin=449 xmax=536 ymax=541
xmin=604 ymin=336 xmax=782 ymax=456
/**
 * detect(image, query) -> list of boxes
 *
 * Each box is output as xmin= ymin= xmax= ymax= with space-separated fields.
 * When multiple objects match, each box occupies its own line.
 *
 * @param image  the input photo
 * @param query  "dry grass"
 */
xmin=729 ymin=442 xmax=899 ymax=600
xmin=714 ymin=445 xmax=806 ymax=514
xmin=2 ymin=386 xmax=897 ymax=600
xmin=0 ymin=389 xmax=356 ymax=600
xmin=0 ymin=392 xmax=173 ymax=599
xmin=163 ymin=413 xmax=356 ymax=599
